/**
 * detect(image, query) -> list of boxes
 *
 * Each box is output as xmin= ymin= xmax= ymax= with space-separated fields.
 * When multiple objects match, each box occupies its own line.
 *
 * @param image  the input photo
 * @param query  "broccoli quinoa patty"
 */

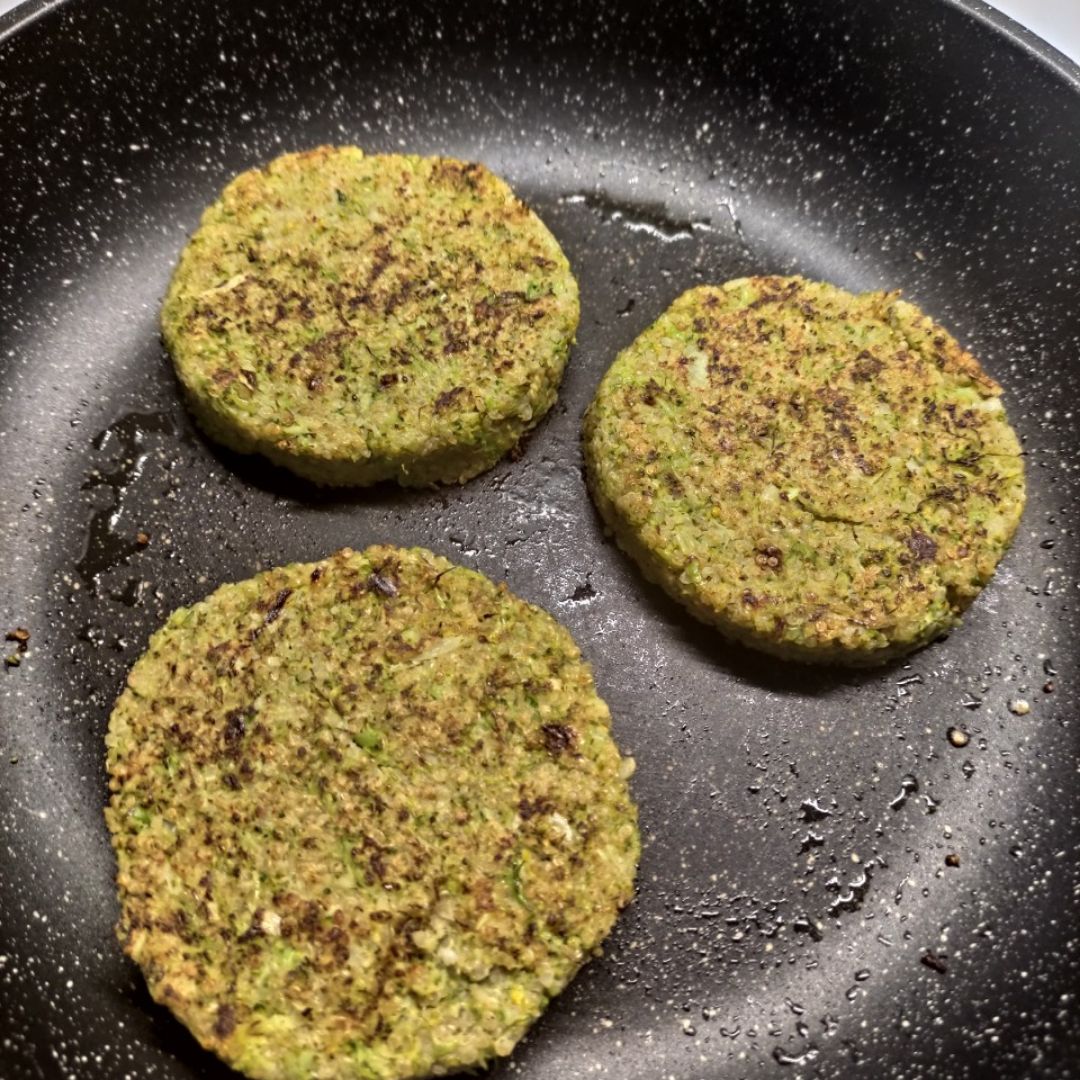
xmin=105 ymin=546 xmax=638 ymax=1080
xmin=583 ymin=276 xmax=1025 ymax=665
xmin=162 ymin=147 xmax=579 ymax=486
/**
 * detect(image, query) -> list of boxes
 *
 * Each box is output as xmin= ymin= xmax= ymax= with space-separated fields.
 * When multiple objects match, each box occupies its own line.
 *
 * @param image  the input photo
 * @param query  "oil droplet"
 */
xmin=889 ymin=774 xmax=919 ymax=811
xmin=773 ymin=1046 xmax=819 ymax=1066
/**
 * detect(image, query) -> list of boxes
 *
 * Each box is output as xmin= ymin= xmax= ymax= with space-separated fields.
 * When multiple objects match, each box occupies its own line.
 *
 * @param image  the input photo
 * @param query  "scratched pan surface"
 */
xmin=1 ymin=0 xmax=1079 ymax=1077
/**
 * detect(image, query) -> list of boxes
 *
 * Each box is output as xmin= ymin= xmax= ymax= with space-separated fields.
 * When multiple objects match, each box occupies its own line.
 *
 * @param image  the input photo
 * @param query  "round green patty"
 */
xmin=105 ymin=546 xmax=639 ymax=1080
xmin=162 ymin=147 xmax=580 ymax=486
xmin=583 ymin=276 xmax=1025 ymax=665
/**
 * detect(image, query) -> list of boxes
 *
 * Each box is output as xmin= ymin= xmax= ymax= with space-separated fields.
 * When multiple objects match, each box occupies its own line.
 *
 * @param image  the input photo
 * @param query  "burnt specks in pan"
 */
xmin=568 ymin=580 xmax=597 ymax=602
xmin=921 ymin=950 xmax=949 ymax=975
xmin=5 ymin=627 xmax=30 ymax=667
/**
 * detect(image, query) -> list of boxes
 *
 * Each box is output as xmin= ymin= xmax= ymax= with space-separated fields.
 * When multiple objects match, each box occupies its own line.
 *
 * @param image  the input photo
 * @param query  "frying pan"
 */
xmin=1 ymin=0 xmax=1078 ymax=1077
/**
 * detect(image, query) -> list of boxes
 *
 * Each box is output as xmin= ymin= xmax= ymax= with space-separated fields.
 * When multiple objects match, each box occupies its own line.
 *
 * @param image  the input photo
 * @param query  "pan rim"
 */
xmin=1 ymin=0 xmax=1078 ymax=92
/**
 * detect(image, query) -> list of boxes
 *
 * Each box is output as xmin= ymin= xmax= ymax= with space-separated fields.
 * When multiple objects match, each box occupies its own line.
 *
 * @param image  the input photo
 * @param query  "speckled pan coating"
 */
xmin=584 ymin=276 xmax=1026 ymax=664
xmin=162 ymin=147 xmax=580 ymax=486
xmin=105 ymin=546 xmax=638 ymax=1080
xmin=5 ymin=0 xmax=1080 ymax=1077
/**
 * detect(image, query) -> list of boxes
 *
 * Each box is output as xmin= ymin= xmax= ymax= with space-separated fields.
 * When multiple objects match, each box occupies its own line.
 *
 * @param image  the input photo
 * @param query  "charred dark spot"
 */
xmin=299 ymin=900 xmax=322 ymax=935
xmin=378 ymin=373 xmax=399 ymax=388
xmin=211 ymin=368 xmax=236 ymax=387
xmin=213 ymin=1003 xmax=237 ymax=1039
xmin=434 ymin=386 xmax=465 ymax=412
xmin=307 ymin=375 xmax=323 ymax=392
xmin=368 ymin=849 xmax=387 ymax=882
xmin=518 ymin=796 xmax=553 ymax=819
xmin=541 ymin=724 xmax=576 ymax=755
xmin=746 ymin=290 xmax=782 ymax=311
xmin=850 ymin=351 xmax=884 ymax=382
xmin=223 ymin=772 xmax=241 ymax=790
xmin=383 ymin=280 xmax=414 ymax=315
xmin=755 ymin=544 xmax=784 ymax=571
xmin=742 ymin=589 xmax=763 ymax=607
xmin=327 ymin=925 xmax=351 ymax=964
xmin=365 ymin=245 xmax=393 ymax=288
xmin=906 ymin=530 xmax=938 ymax=563
xmin=709 ymin=357 xmax=742 ymax=386
xmin=367 ymin=571 xmax=398 ymax=598
xmin=262 ymin=588 xmax=293 ymax=627
xmin=310 ymin=566 xmax=323 ymax=583
xmin=641 ymin=379 xmax=663 ymax=406
xmin=443 ymin=323 xmax=468 ymax=354
xmin=300 ymin=329 xmax=356 ymax=366
xmin=816 ymin=386 xmax=853 ymax=422
xmin=433 ymin=158 xmax=484 ymax=189
xmin=223 ymin=709 xmax=247 ymax=755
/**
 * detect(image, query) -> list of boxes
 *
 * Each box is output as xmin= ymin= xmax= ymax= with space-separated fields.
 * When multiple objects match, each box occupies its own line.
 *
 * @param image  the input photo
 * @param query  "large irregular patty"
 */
xmin=583 ymin=276 xmax=1025 ymax=665
xmin=105 ymin=546 xmax=639 ymax=1080
xmin=162 ymin=147 xmax=580 ymax=486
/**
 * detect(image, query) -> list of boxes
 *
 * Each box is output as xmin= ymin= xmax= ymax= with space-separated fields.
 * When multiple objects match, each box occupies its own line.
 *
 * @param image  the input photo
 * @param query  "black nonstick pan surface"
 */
xmin=2 ymin=1 xmax=1079 ymax=1077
